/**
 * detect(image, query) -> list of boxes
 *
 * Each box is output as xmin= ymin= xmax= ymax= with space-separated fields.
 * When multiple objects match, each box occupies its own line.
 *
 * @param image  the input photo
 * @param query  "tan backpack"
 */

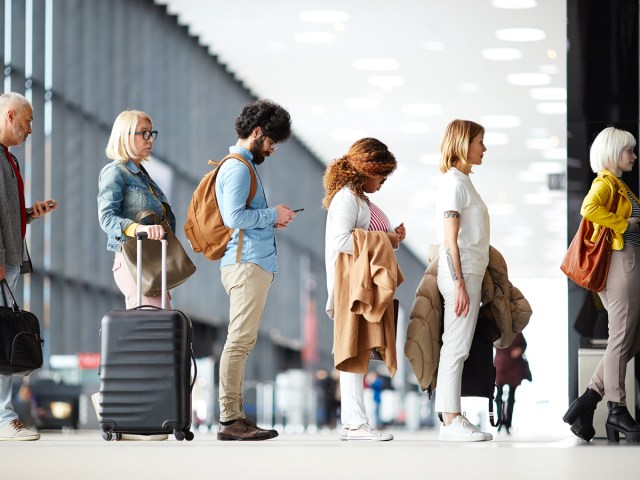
xmin=184 ymin=153 xmax=257 ymax=261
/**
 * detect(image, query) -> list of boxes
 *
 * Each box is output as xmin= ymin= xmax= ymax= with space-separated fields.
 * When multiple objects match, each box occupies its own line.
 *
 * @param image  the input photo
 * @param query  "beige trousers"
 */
xmin=590 ymin=244 xmax=640 ymax=404
xmin=219 ymin=263 xmax=274 ymax=422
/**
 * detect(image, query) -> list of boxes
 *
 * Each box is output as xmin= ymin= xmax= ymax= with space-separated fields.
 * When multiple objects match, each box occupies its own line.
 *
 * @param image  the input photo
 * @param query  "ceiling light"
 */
xmin=488 ymin=203 xmax=517 ymax=216
xmin=402 ymin=103 xmax=443 ymax=116
xmin=460 ymin=83 xmax=481 ymax=93
xmin=298 ymin=10 xmax=351 ymax=23
xmin=353 ymin=58 xmax=399 ymax=71
xmin=267 ymin=41 xmax=286 ymax=51
xmin=530 ymin=161 xmax=564 ymax=173
xmin=492 ymin=0 xmax=537 ymax=8
xmin=484 ymin=132 xmax=509 ymax=145
xmin=419 ymin=153 xmax=441 ymax=165
xmin=518 ymin=170 xmax=547 ymax=182
xmin=333 ymin=23 xmax=346 ymax=32
xmin=525 ymin=138 xmax=556 ymax=149
xmin=422 ymin=41 xmax=445 ymax=51
xmin=539 ymin=64 xmax=559 ymax=74
xmin=542 ymin=148 xmax=567 ymax=160
xmin=496 ymin=28 xmax=546 ymax=42
xmin=507 ymin=73 xmax=551 ymax=86
xmin=522 ymin=193 xmax=552 ymax=205
xmin=481 ymin=48 xmax=523 ymax=60
xmin=536 ymin=102 xmax=566 ymax=114
xmin=294 ymin=32 xmax=335 ymax=44
xmin=530 ymin=87 xmax=566 ymax=100
xmin=547 ymin=49 xmax=558 ymax=59
xmin=398 ymin=123 xmax=431 ymax=134
xmin=368 ymin=75 xmax=405 ymax=89
xmin=481 ymin=115 xmax=521 ymax=128
xmin=344 ymin=98 xmax=379 ymax=110
xmin=330 ymin=128 xmax=368 ymax=141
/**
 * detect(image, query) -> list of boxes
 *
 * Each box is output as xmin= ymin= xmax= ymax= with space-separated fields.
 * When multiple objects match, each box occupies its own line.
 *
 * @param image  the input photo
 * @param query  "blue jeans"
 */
xmin=0 ymin=265 xmax=21 ymax=427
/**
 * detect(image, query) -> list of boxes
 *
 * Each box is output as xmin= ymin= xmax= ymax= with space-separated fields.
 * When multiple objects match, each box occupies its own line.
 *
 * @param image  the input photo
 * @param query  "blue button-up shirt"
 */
xmin=216 ymin=146 xmax=278 ymax=273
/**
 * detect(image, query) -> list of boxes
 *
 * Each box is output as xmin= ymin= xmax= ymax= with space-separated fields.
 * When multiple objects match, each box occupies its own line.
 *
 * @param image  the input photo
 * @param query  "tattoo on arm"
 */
xmin=444 ymin=210 xmax=460 ymax=218
xmin=445 ymin=248 xmax=458 ymax=281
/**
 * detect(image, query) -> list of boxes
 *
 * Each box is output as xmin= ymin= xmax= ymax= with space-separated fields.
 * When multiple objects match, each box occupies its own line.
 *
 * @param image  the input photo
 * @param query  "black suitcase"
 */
xmin=98 ymin=233 xmax=196 ymax=441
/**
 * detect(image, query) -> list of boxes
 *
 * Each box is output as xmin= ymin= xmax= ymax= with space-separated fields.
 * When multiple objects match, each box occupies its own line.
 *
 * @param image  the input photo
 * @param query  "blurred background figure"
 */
xmin=316 ymin=369 xmax=340 ymax=429
xmin=494 ymin=332 xmax=532 ymax=434
xmin=365 ymin=372 xmax=384 ymax=429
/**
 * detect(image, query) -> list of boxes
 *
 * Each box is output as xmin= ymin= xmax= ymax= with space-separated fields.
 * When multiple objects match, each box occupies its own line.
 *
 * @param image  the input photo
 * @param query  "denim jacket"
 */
xmin=97 ymin=159 xmax=176 ymax=252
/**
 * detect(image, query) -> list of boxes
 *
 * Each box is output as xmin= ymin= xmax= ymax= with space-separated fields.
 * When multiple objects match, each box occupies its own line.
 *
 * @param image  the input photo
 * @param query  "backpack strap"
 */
xmin=210 ymin=154 xmax=258 ymax=263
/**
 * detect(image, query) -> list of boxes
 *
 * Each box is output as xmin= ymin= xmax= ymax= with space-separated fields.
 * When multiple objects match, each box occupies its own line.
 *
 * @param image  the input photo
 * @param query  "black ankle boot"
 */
xmin=605 ymin=402 xmax=640 ymax=443
xmin=562 ymin=388 xmax=602 ymax=441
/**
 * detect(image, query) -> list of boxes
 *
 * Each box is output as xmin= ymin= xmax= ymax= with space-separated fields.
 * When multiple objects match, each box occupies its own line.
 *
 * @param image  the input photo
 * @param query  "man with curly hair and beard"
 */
xmin=215 ymin=100 xmax=295 ymax=441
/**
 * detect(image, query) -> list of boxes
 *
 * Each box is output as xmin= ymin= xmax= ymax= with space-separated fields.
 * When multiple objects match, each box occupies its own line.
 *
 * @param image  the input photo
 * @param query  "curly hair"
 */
xmin=322 ymin=137 xmax=397 ymax=209
xmin=235 ymin=99 xmax=292 ymax=143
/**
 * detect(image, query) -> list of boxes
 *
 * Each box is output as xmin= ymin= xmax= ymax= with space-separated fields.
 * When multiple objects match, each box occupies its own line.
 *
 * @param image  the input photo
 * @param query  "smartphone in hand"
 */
xmin=292 ymin=208 xmax=304 ymax=213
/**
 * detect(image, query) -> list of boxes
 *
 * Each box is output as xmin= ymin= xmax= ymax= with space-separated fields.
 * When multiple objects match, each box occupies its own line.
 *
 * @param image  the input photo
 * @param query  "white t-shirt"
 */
xmin=436 ymin=167 xmax=490 ymax=275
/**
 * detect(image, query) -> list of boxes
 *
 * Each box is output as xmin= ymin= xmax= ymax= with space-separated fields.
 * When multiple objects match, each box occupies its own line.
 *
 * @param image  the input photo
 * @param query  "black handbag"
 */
xmin=0 ymin=279 xmax=44 ymax=376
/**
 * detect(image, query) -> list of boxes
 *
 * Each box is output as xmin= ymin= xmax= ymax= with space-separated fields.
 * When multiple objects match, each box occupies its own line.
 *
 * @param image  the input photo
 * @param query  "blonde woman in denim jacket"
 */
xmin=563 ymin=127 xmax=640 ymax=443
xmin=97 ymin=110 xmax=175 ymax=309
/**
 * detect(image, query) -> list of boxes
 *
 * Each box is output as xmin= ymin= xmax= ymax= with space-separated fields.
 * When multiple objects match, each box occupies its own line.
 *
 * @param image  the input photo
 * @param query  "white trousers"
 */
xmin=339 ymin=371 xmax=369 ymax=427
xmin=435 ymin=272 xmax=483 ymax=414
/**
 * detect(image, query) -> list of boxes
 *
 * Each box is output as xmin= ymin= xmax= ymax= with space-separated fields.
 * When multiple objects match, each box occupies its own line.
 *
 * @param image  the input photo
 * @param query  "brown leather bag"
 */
xmin=560 ymin=181 xmax=620 ymax=292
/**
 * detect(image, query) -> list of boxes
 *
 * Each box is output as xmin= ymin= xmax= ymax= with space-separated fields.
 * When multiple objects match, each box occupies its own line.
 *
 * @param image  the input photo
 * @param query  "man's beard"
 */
xmin=12 ymin=124 xmax=28 ymax=143
xmin=250 ymin=136 xmax=267 ymax=165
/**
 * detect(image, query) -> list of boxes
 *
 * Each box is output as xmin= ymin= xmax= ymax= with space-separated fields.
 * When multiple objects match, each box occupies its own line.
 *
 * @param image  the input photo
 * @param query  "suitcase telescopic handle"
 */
xmin=135 ymin=231 xmax=169 ymax=309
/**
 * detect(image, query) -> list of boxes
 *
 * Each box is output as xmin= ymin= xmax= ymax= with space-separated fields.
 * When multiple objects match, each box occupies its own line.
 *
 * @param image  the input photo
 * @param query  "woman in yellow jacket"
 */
xmin=563 ymin=127 xmax=640 ymax=443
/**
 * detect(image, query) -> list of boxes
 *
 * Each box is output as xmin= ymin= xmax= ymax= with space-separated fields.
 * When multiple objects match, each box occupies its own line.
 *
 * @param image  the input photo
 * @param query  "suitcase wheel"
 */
xmin=173 ymin=429 xmax=185 ymax=441
xmin=101 ymin=430 xmax=112 ymax=441
xmin=184 ymin=430 xmax=194 ymax=441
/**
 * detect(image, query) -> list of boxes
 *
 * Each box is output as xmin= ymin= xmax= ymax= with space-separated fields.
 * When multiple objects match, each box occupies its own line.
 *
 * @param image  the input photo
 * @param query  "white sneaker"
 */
xmin=121 ymin=434 xmax=168 ymax=441
xmin=0 ymin=420 xmax=40 ymax=441
xmin=339 ymin=425 xmax=349 ymax=440
xmin=439 ymin=415 xmax=491 ymax=442
xmin=345 ymin=423 xmax=393 ymax=441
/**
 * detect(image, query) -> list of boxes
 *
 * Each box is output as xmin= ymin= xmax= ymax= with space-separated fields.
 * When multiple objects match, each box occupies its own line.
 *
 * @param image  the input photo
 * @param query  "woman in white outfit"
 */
xmin=323 ymin=137 xmax=405 ymax=441
xmin=435 ymin=119 xmax=492 ymax=442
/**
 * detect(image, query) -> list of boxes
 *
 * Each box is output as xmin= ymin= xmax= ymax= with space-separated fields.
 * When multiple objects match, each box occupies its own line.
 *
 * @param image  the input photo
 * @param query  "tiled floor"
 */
xmin=3 ymin=429 xmax=639 ymax=480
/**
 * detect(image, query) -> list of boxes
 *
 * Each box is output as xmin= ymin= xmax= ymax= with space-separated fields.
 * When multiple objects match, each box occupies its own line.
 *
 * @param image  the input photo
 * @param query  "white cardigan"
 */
xmin=325 ymin=187 xmax=371 ymax=319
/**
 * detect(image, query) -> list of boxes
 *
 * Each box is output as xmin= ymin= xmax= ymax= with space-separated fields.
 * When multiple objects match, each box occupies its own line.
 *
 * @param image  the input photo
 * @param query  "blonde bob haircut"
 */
xmin=589 ymin=126 xmax=636 ymax=173
xmin=105 ymin=110 xmax=152 ymax=162
xmin=439 ymin=119 xmax=485 ymax=174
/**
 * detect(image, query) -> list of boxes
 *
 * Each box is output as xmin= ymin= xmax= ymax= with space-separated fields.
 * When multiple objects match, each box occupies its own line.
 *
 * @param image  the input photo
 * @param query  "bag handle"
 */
xmin=0 ymin=279 xmax=20 ymax=312
xmin=209 ymin=154 xmax=259 ymax=263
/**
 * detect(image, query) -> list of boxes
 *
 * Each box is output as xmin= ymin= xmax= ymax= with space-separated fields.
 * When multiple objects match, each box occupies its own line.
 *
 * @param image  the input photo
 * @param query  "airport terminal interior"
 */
xmin=1 ymin=0 xmax=640 ymax=478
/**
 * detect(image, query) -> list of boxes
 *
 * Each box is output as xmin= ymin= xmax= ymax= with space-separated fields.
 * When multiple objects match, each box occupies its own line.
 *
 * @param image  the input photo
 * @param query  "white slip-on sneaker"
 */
xmin=0 ymin=420 xmax=40 ymax=441
xmin=339 ymin=425 xmax=349 ymax=441
xmin=439 ymin=415 xmax=490 ymax=442
xmin=346 ymin=423 xmax=393 ymax=441
xmin=120 ymin=434 xmax=169 ymax=441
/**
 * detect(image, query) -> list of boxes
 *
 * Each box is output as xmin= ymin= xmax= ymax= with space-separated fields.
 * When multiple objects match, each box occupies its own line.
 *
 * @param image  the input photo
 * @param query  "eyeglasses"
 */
xmin=134 ymin=130 xmax=158 ymax=141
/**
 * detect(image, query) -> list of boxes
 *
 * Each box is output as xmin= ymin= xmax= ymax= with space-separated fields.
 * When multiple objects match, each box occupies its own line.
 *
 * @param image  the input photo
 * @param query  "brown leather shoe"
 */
xmin=217 ymin=417 xmax=279 ymax=441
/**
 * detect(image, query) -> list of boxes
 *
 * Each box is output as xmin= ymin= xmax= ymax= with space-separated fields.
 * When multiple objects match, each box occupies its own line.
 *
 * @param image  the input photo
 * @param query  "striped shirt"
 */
xmin=623 ymin=186 xmax=640 ymax=246
xmin=366 ymin=199 xmax=391 ymax=232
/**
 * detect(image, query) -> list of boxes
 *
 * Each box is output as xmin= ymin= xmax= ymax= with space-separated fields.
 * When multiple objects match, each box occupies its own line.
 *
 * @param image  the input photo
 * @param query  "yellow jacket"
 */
xmin=580 ymin=170 xmax=640 ymax=250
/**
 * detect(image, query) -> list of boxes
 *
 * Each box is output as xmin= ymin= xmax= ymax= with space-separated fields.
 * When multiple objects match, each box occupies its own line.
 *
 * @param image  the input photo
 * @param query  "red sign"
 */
xmin=77 ymin=352 xmax=101 ymax=370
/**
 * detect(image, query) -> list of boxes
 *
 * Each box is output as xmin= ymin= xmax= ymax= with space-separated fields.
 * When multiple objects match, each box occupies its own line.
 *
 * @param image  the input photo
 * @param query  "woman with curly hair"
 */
xmin=323 ymin=137 xmax=405 ymax=441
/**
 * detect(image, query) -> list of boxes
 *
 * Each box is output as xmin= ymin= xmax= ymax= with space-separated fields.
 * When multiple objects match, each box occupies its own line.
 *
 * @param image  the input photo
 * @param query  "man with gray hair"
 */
xmin=0 ymin=92 xmax=57 ymax=441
